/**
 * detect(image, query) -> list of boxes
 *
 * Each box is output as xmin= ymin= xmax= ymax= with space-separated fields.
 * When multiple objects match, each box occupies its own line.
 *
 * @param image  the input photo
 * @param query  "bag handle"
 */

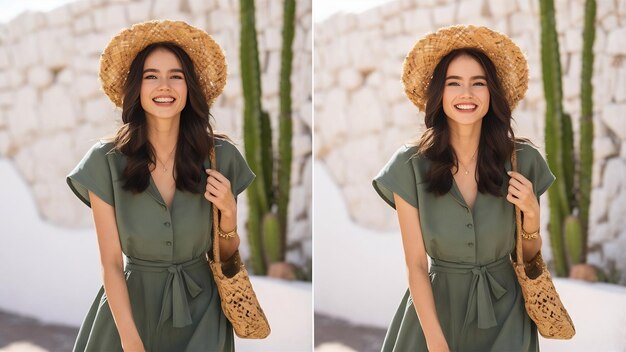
xmin=209 ymin=147 xmax=223 ymax=272
xmin=511 ymin=148 xmax=525 ymax=266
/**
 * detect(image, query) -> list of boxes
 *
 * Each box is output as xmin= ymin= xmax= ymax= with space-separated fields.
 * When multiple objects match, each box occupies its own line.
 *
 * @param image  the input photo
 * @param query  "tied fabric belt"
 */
xmin=430 ymin=255 xmax=510 ymax=330
xmin=126 ymin=256 xmax=206 ymax=328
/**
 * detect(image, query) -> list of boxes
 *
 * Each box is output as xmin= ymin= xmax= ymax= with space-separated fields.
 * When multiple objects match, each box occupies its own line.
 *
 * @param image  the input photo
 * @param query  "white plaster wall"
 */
xmin=0 ymin=0 xmax=312 ymax=273
xmin=314 ymin=0 xmax=626 ymax=282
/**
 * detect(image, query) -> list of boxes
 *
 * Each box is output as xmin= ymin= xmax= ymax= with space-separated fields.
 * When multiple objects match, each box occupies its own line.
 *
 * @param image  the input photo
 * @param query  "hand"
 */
xmin=506 ymin=171 xmax=539 ymax=219
xmin=204 ymin=169 xmax=237 ymax=218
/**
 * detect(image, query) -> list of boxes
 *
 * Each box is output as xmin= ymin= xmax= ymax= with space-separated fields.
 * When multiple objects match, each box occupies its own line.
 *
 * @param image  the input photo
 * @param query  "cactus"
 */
xmin=579 ymin=0 xmax=596 ymax=260
xmin=240 ymin=0 xmax=267 ymax=275
xmin=564 ymin=216 xmax=583 ymax=265
xmin=278 ymin=0 xmax=296 ymax=262
xmin=538 ymin=0 xmax=596 ymax=276
xmin=240 ymin=0 xmax=297 ymax=275
xmin=262 ymin=213 xmax=282 ymax=263
xmin=539 ymin=0 xmax=569 ymax=276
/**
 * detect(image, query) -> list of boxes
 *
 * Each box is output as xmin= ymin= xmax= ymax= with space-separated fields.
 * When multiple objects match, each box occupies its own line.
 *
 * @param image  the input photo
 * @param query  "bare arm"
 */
xmin=204 ymin=169 xmax=240 ymax=260
xmin=506 ymin=171 xmax=543 ymax=261
xmin=89 ymin=191 xmax=144 ymax=352
xmin=394 ymin=193 xmax=450 ymax=352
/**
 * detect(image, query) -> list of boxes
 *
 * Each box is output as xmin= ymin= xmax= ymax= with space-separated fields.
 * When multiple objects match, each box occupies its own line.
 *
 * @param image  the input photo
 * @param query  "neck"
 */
xmin=147 ymin=114 xmax=180 ymax=153
xmin=449 ymin=121 xmax=481 ymax=161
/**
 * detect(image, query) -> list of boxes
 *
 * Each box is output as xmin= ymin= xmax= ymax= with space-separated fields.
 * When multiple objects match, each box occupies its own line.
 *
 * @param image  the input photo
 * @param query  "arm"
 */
xmin=89 ymin=191 xmax=145 ymax=352
xmin=506 ymin=171 xmax=543 ymax=262
xmin=204 ymin=169 xmax=240 ymax=260
xmin=394 ymin=193 xmax=450 ymax=352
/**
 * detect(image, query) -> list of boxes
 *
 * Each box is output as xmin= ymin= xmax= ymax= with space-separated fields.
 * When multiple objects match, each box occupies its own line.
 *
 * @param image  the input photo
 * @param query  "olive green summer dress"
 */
xmin=373 ymin=142 xmax=555 ymax=352
xmin=67 ymin=138 xmax=254 ymax=352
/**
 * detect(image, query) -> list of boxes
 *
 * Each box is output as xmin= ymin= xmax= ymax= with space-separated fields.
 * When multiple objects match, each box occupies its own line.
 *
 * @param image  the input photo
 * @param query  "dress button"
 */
xmin=466 ymin=223 xmax=473 ymax=229
xmin=164 ymin=221 xmax=171 ymax=227
xmin=468 ymin=242 xmax=474 ymax=247
xmin=166 ymin=241 xmax=172 ymax=246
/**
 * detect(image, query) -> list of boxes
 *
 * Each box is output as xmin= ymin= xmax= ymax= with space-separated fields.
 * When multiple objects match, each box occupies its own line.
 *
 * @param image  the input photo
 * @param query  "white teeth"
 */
xmin=154 ymin=97 xmax=175 ymax=103
xmin=455 ymin=104 xmax=476 ymax=110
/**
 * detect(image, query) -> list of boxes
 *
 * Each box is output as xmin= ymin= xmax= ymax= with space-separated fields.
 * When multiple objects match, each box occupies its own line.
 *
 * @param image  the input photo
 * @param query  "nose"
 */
xmin=459 ymin=84 xmax=474 ymax=99
xmin=157 ymin=78 xmax=171 ymax=91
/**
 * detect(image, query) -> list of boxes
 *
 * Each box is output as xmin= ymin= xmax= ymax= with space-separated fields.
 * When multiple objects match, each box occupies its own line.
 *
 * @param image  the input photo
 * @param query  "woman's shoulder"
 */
xmin=82 ymin=139 xmax=119 ymax=160
xmin=389 ymin=143 xmax=427 ymax=166
xmin=214 ymin=136 xmax=243 ymax=157
xmin=514 ymin=139 xmax=545 ymax=163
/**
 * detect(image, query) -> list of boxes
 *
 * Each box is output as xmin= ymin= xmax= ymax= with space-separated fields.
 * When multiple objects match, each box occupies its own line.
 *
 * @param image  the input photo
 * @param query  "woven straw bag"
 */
xmin=511 ymin=149 xmax=575 ymax=339
xmin=207 ymin=148 xmax=271 ymax=339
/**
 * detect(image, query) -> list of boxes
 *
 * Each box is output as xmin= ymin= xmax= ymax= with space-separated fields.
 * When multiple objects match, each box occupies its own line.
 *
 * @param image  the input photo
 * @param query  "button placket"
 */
xmin=464 ymin=205 xmax=476 ymax=257
xmin=162 ymin=209 xmax=174 ymax=252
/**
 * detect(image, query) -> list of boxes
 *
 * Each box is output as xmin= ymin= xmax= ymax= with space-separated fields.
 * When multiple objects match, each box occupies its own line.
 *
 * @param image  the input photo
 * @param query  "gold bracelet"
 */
xmin=218 ymin=225 xmax=238 ymax=239
xmin=521 ymin=226 xmax=539 ymax=240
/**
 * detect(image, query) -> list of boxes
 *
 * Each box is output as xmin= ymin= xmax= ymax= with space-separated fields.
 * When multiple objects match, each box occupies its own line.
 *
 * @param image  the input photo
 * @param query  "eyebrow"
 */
xmin=445 ymin=75 xmax=487 ymax=80
xmin=143 ymin=68 xmax=184 ymax=74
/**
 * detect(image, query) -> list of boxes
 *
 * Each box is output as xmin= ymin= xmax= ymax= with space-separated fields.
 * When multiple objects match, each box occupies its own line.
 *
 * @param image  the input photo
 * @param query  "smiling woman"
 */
xmin=372 ymin=25 xmax=555 ymax=351
xmin=66 ymin=20 xmax=256 ymax=352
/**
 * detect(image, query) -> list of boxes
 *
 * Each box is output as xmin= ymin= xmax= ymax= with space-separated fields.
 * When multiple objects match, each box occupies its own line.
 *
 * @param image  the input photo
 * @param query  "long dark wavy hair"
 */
xmin=112 ymin=42 xmax=225 ymax=194
xmin=417 ymin=48 xmax=519 ymax=197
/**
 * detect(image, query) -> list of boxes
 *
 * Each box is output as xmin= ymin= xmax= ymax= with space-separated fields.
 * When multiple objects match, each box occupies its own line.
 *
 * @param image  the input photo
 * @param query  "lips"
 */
xmin=153 ymin=96 xmax=176 ymax=104
xmin=454 ymin=103 xmax=477 ymax=112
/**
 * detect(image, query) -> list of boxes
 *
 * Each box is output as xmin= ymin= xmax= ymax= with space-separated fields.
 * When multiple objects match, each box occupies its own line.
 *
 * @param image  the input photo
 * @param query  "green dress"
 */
xmin=372 ymin=142 xmax=555 ymax=352
xmin=67 ymin=138 xmax=255 ymax=352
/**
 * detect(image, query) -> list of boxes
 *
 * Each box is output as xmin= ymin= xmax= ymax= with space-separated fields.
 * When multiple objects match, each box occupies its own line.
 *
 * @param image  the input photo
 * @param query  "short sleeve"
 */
xmin=66 ymin=141 xmax=115 ymax=208
xmin=517 ymin=143 xmax=556 ymax=198
xmin=215 ymin=139 xmax=256 ymax=197
xmin=372 ymin=145 xmax=419 ymax=209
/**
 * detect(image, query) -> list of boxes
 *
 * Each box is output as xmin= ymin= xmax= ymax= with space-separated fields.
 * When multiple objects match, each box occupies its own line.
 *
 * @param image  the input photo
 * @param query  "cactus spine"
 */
xmin=539 ymin=0 xmax=596 ymax=276
xmin=240 ymin=0 xmax=296 ymax=275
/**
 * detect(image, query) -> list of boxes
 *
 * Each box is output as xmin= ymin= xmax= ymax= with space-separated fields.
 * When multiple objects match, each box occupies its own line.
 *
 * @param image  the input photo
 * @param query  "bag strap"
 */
xmin=511 ymin=148 xmax=525 ymax=265
xmin=210 ymin=147 xmax=223 ymax=272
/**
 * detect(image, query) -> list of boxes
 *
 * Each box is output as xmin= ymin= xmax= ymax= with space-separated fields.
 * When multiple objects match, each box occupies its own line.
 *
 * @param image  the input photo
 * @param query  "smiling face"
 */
xmin=140 ymin=48 xmax=188 ymax=122
xmin=442 ymin=54 xmax=490 ymax=127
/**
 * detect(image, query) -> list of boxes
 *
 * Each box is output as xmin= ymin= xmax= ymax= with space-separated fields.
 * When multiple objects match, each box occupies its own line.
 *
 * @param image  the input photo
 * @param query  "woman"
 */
xmin=67 ymin=20 xmax=254 ymax=351
xmin=373 ymin=25 xmax=555 ymax=351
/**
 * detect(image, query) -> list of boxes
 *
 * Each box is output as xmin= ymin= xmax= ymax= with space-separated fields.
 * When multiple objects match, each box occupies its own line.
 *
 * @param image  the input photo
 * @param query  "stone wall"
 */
xmin=0 ymin=0 xmax=312 ymax=270
xmin=314 ymin=0 xmax=626 ymax=282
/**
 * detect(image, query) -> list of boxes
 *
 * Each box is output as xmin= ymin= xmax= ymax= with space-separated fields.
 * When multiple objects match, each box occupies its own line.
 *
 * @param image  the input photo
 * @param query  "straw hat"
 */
xmin=402 ymin=25 xmax=528 ymax=112
xmin=99 ymin=20 xmax=227 ymax=108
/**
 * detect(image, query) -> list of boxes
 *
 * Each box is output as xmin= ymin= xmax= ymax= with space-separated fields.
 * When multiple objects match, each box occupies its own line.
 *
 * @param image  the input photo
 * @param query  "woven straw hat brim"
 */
xmin=402 ymin=25 xmax=528 ymax=112
xmin=99 ymin=20 xmax=227 ymax=108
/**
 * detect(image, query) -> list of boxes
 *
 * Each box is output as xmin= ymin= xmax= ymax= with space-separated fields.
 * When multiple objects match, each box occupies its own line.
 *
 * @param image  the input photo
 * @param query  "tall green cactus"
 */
xmin=540 ymin=0 xmax=569 ymax=276
xmin=278 ymin=0 xmax=295 ymax=260
xmin=240 ymin=0 xmax=296 ymax=275
xmin=539 ymin=0 xmax=596 ymax=276
xmin=579 ymin=0 xmax=596 ymax=260
xmin=240 ymin=0 xmax=267 ymax=275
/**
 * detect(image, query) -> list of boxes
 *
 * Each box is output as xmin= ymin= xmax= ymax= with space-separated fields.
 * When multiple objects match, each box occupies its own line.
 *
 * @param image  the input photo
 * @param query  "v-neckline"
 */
xmin=148 ymin=175 xmax=176 ymax=210
xmin=451 ymin=178 xmax=477 ymax=213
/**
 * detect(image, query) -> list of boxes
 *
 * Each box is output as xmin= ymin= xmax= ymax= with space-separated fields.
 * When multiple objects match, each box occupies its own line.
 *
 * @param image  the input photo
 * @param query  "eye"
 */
xmin=171 ymin=74 xmax=184 ymax=80
xmin=144 ymin=74 xmax=157 ymax=79
xmin=446 ymin=81 xmax=460 ymax=86
xmin=473 ymin=81 xmax=487 ymax=86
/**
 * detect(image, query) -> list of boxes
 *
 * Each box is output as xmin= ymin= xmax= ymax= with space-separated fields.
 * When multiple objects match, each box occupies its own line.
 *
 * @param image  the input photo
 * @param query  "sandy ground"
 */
xmin=0 ymin=310 xmax=78 ymax=352
xmin=315 ymin=313 xmax=386 ymax=352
